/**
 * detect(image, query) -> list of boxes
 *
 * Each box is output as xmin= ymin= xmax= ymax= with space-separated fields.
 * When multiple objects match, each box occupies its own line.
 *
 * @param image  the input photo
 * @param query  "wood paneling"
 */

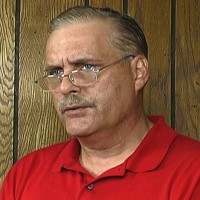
xmin=90 ymin=0 xmax=122 ymax=12
xmin=0 ymin=0 xmax=15 ymax=185
xmin=176 ymin=0 xmax=200 ymax=139
xmin=0 ymin=0 xmax=200 ymax=187
xmin=18 ymin=0 xmax=84 ymax=158
xmin=128 ymin=0 xmax=171 ymax=124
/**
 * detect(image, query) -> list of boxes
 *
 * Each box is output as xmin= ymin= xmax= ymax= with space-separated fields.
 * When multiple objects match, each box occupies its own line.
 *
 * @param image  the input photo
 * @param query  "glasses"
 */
xmin=35 ymin=54 xmax=134 ymax=91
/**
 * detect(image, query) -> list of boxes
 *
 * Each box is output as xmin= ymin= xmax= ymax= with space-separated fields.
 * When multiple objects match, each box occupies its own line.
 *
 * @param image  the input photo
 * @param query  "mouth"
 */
xmin=61 ymin=105 xmax=91 ymax=116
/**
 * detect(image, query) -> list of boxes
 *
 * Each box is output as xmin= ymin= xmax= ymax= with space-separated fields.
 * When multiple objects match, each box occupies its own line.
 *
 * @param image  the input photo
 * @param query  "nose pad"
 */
xmin=59 ymin=75 xmax=79 ymax=94
xmin=60 ymin=75 xmax=71 ymax=89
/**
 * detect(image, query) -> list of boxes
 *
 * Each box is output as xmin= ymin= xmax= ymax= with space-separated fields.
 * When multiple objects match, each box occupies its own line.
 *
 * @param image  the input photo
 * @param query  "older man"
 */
xmin=1 ymin=6 xmax=200 ymax=200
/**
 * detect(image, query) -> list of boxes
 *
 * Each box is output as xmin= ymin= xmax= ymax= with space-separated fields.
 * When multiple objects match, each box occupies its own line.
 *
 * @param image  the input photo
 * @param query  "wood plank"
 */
xmin=18 ymin=0 xmax=84 ymax=158
xmin=175 ymin=1 xmax=200 ymax=140
xmin=128 ymin=0 xmax=171 ymax=124
xmin=0 ymin=0 xmax=15 ymax=186
xmin=90 ymin=0 xmax=122 ymax=12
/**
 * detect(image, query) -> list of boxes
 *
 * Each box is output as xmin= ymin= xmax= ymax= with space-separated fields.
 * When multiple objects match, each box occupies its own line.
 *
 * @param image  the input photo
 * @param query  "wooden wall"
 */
xmin=0 ymin=0 xmax=199 ymax=186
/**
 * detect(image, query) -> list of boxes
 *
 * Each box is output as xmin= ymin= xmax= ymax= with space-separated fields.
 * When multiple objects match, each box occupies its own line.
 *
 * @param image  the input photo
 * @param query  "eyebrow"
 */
xmin=44 ymin=57 xmax=103 ymax=71
xmin=67 ymin=57 xmax=102 ymax=65
xmin=44 ymin=65 xmax=62 ymax=71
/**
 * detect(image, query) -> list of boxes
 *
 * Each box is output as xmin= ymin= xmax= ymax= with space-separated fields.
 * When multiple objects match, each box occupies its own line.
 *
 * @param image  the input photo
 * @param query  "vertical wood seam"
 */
xmin=84 ymin=0 xmax=89 ymax=7
xmin=122 ymin=0 xmax=128 ymax=15
xmin=13 ymin=0 xmax=20 ymax=163
xmin=170 ymin=0 xmax=176 ymax=129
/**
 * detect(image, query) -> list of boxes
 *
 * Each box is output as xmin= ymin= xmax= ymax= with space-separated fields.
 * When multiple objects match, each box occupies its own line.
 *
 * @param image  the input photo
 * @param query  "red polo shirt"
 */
xmin=1 ymin=116 xmax=200 ymax=199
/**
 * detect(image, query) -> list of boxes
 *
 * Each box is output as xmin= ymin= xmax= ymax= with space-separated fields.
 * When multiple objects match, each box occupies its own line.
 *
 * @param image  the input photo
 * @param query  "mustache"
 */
xmin=57 ymin=94 xmax=96 ymax=114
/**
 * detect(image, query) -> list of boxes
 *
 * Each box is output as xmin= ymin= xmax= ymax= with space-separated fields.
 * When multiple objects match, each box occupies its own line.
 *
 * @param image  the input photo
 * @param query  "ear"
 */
xmin=130 ymin=55 xmax=149 ymax=91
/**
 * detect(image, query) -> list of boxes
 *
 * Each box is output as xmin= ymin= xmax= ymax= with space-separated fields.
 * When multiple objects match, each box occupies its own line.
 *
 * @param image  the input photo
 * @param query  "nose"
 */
xmin=59 ymin=75 xmax=80 ymax=95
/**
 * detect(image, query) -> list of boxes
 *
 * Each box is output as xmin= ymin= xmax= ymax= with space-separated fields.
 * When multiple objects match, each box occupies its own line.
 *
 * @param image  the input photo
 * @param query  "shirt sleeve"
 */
xmin=0 ymin=172 xmax=15 ymax=200
xmin=0 ymin=162 xmax=22 ymax=200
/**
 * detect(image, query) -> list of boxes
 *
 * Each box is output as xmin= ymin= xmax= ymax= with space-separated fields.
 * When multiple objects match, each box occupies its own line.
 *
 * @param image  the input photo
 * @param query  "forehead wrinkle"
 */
xmin=66 ymin=56 xmax=102 ymax=65
xmin=44 ymin=55 xmax=65 ymax=71
xmin=47 ymin=20 xmax=120 ymax=68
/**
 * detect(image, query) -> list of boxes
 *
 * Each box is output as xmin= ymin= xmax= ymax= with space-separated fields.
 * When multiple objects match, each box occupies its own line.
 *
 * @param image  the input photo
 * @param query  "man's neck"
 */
xmin=78 ymin=115 xmax=153 ymax=177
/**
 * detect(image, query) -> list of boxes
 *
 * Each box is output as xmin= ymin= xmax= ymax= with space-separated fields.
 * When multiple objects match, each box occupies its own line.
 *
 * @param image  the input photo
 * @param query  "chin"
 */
xmin=62 ymin=114 xmax=97 ymax=136
xmin=65 ymin=123 xmax=94 ymax=138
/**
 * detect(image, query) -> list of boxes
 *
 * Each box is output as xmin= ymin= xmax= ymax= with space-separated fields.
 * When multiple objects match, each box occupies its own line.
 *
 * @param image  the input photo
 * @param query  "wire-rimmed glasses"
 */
xmin=35 ymin=55 xmax=134 ymax=92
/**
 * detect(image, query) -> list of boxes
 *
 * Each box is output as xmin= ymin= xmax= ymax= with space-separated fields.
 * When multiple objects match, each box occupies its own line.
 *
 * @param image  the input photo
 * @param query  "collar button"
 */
xmin=87 ymin=183 xmax=94 ymax=190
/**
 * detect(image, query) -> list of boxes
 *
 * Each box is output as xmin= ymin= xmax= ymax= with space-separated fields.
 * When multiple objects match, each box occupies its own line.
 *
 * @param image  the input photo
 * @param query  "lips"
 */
xmin=61 ymin=104 xmax=90 ymax=115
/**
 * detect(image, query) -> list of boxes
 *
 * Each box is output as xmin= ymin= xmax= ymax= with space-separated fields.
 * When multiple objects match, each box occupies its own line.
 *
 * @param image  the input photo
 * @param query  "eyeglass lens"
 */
xmin=38 ymin=70 xmax=97 ymax=91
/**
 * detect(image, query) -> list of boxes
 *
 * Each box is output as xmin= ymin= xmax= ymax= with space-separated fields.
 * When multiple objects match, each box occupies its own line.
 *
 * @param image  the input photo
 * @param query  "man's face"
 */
xmin=45 ymin=19 xmax=140 ymax=138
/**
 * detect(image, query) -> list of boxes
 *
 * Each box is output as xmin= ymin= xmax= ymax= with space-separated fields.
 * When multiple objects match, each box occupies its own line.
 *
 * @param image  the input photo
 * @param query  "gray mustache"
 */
xmin=58 ymin=94 xmax=96 ymax=114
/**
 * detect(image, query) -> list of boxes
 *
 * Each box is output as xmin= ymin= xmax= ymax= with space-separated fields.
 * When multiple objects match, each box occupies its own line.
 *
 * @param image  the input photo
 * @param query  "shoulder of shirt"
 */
xmin=153 ymin=116 xmax=200 ymax=152
xmin=13 ymin=140 xmax=72 ymax=168
xmin=172 ymin=131 xmax=200 ymax=157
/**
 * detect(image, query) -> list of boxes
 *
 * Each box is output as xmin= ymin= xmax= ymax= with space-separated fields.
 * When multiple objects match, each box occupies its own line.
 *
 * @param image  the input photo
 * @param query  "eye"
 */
xmin=82 ymin=64 xmax=97 ymax=70
xmin=47 ymin=68 xmax=63 ymax=76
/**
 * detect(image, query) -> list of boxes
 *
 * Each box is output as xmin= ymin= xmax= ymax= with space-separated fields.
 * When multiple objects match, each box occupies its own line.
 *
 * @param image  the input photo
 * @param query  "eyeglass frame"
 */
xmin=35 ymin=54 xmax=135 ymax=91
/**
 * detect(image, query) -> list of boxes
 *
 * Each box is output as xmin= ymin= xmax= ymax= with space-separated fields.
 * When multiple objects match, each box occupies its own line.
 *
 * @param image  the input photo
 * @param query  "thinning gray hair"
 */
xmin=49 ymin=6 xmax=148 ymax=58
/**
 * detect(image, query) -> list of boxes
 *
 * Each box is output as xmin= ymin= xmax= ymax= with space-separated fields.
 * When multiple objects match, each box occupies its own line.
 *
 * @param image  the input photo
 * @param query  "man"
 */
xmin=1 ymin=6 xmax=200 ymax=200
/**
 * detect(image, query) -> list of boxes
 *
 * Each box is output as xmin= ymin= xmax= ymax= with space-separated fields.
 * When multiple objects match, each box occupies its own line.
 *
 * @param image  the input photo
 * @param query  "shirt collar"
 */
xmin=52 ymin=116 xmax=178 ymax=173
xmin=126 ymin=116 xmax=177 ymax=172
xmin=51 ymin=138 xmax=80 ymax=173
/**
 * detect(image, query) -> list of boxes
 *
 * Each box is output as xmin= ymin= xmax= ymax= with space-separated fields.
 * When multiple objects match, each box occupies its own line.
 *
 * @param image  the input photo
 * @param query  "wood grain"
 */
xmin=175 ymin=1 xmax=200 ymax=139
xmin=90 ymin=0 xmax=122 ymax=12
xmin=128 ymin=0 xmax=171 ymax=124
xmin=18 ymin=0 xmax=84 ymax=158
xmin=0 ymin=0 xmax=15 ymax=186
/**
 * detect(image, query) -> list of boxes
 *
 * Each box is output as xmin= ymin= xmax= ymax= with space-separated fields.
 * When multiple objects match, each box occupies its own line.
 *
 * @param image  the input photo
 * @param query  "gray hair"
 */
xmin=49 ymin=6 xmax=148 ymax=58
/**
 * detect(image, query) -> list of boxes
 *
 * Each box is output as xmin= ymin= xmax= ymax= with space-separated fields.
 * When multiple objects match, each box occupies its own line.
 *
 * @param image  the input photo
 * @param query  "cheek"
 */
xmin=51 ymin=92 xmax=63 ymax=115
xmin=95 ymin=73 xmax=134 ymax=113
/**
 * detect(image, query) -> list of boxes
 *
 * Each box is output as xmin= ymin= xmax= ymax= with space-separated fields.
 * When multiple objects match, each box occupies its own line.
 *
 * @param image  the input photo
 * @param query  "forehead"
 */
xmin=46 ymin=19 xmax=118 ymax=61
